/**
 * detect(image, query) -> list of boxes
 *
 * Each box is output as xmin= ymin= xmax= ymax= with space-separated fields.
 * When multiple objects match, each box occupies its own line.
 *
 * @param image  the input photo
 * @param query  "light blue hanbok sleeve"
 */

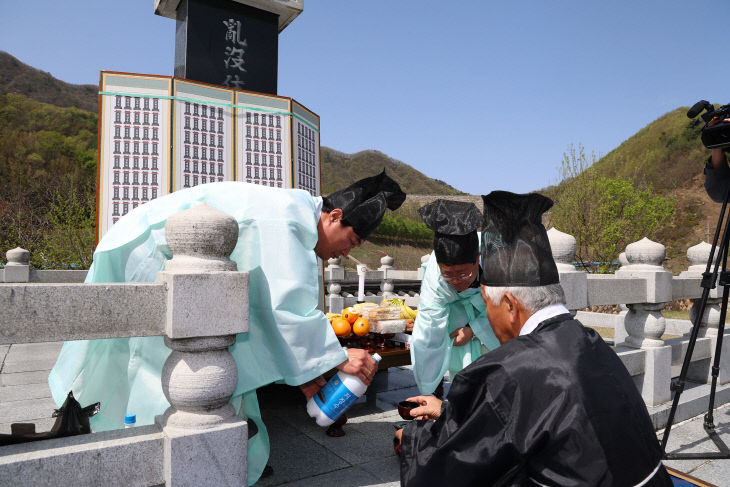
xmin=410 ymin=251 xmax=499 ymax=395
xmin=48 ymin=182 xmax=346 ymax=486
xmin=410 ymin=251 xmax=459 ymax=395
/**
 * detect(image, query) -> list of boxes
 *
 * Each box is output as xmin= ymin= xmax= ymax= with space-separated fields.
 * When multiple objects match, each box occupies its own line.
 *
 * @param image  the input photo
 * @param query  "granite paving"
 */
xmin=0 ymin=342 xmax=728 ymax=486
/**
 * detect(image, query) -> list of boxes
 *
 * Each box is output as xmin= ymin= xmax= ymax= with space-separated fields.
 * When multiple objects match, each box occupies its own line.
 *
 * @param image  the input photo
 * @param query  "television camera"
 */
xmin=687 ymin=100 xmax=730 ymax=149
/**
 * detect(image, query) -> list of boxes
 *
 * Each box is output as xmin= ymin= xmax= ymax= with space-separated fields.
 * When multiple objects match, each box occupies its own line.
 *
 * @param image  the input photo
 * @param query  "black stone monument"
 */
xmin=156 ymin=0 xmax=302 ymax=95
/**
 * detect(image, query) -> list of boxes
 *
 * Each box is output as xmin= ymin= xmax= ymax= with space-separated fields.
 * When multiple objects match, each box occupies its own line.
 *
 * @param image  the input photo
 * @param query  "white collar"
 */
xmin=519 ymin=303 xmax=571 ymax=336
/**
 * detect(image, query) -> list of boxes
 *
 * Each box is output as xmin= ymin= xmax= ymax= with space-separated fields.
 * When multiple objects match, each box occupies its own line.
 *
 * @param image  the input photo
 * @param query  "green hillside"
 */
xmin=545 ymin=108 xmax=717 ymax=272
xmin=0 ymin=51 xmax=98 ymax=113
xmin=6 ymin=49 xmax=715 ymax=272
xmin=0 ymin=93 xmax=98 ymax=268
xmin=0 ymin=53 xmax=458 ymax=268
xmin=591 ymin=108 xmax=707 ymax=190
xmin=320 ymin=148 xmax=463 ymax=196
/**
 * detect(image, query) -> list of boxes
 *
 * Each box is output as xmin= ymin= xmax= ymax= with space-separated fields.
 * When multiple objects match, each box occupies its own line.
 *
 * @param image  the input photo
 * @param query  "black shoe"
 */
xmin=325 ymin=414 xmax=347 ymax=437
xmin=261 ymin=464 xmax=274 ymax=478
xmin=0 ymin=391 xmax=99 ymax=446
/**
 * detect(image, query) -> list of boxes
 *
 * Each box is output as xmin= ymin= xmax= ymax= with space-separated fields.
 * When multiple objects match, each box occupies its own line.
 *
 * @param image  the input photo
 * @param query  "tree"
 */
xmin=549 ymin=144 xmax=674 ymax=273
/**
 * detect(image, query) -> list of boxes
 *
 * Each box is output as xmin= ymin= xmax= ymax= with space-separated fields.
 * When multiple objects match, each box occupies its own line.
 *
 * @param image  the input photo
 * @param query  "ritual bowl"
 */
xmin=397 ymin=400 xmax=419 ymax=420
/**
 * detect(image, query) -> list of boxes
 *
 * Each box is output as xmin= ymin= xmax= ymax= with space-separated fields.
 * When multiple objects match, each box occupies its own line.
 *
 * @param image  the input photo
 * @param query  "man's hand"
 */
xmin=449 ymin=326 xmax=474 ymax=346
xmin=708 ymin=116 xmax=730 ymax=169
xmin=336 ymin=348 xmax=378 ymax=385
xmin=406 ymin=395 xmax=443 ymax=420
xmin=299 ymin=376 xmax=327 ymax=400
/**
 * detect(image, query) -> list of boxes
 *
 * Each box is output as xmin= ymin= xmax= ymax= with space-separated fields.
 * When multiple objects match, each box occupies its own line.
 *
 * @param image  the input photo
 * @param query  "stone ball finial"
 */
xmin=618 ymin=252 xmax=629 ymax=267
xmin=625 ymin=237 xmax=665 ymax=268
xmin=687 ymin=241 xmax=716 ymax=273
xmin=421 ymin=254 xmax=430 ymax=265
xmin=380 ymin=255 xmax=394 ymax=267
xmin=164 ymin=202 xmax=239 ymax=272
xmin=328 ymin=257 xmax=342 ymax=268
xmin=547 ymin=228 xmax=576 ymax=268
xmin=6 ymin=247 xmax=29 ymax=266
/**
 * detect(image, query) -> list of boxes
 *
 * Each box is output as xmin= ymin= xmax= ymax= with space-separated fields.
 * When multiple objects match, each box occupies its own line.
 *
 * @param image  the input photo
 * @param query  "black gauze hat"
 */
xmin=325 ymin=170 xmax=406 ymax=239
xmin=419 ymin=199 xmax=481 ymax=265
xmin=480 ymin=191 xmax=559 ymax=286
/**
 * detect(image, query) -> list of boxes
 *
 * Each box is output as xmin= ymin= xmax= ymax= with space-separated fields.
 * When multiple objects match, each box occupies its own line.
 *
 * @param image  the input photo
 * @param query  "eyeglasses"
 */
xmin=442 ymin=268 xmax=476 ymax=283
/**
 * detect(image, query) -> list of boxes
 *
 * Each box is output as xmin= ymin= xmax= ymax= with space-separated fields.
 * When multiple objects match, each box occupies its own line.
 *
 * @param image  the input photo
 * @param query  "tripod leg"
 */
xmin=661 ymin=182 xmax=730 ymax=455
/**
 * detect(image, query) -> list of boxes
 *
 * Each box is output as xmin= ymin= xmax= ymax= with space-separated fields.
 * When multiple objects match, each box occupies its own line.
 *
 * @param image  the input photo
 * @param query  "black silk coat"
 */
xmin=400 ymin=314 xmax=673 ymax=487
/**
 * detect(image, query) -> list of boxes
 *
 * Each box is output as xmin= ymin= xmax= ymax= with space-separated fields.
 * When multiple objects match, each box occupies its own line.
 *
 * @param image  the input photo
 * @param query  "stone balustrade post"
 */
xmin=547 ymin=228 xmax=586 ymax=312
xmin=155 ymin=203 xmax=250 ymax=486
xmin=325 ymin=257 xmax=345 ymax=314
xmin=379 ymin=255 xmax=396 ymax=299
xmin=680 ymin=241 xmax=729 ymax=384
xmin=612 ymin=251 xmax=631 ymax=343
xmin=615 ymin=237 xmax=672 ymax=405
xmin=418 ymin=254 xmax=430 ymax=281
xmin=4 ymin=247 xmax=30 ymax=283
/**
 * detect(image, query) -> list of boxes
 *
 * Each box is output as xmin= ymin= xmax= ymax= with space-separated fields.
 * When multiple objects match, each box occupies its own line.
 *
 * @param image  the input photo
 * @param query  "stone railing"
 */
xmin=324 ymin=230 xmax=730 ymax=425
xmin=4 ymin=224 xmax=730 ymax=434
xmin=545 ymin=230 xmax=729 ymax=416
xmin=324 ymin=254 xmax=426 ymax=313
xmin=0 ymin=247 xmax=87 ymax=283
xmin=0 ymin=203 xmax=250 ymax=487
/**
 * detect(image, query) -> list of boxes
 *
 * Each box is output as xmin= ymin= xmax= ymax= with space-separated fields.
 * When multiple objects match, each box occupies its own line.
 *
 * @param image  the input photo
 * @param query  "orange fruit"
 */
xmin=342 ymin=307 xmax=359 ymax=325
xmin=352 ymin=317 xmax=370 ymax=337
xmin=331 ymin=317 xmax=352 ymax=337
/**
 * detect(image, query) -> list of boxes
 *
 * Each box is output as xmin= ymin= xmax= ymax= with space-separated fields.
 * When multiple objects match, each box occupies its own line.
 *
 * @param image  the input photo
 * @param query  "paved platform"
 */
xmin=1 ymin=342 xmax=729 ymax=486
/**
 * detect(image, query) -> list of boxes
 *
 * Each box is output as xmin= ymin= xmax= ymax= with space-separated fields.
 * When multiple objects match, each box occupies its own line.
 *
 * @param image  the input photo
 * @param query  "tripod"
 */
xmin=660 ymin=183 xmax=730 ymax=460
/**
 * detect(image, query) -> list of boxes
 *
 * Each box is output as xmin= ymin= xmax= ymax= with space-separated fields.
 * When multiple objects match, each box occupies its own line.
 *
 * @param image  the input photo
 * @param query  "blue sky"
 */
xmin=1 ymin=1 xmax=729 ymax=194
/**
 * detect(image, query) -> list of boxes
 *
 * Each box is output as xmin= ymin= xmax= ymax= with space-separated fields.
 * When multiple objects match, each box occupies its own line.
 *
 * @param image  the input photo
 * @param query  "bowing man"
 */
xmin=397 ymin=191 xmax=672 ymax=487
xmin=410 ymin=199 xmax=499 ymax=396
xmin=49 ymin=171 xmax=405 ymax=486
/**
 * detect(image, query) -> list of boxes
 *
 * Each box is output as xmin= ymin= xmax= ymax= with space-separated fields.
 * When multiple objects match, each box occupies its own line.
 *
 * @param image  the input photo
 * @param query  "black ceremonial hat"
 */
xmin=419 ymin=199 xmax=481 ymax=265
xmin=325 ymin=170 xmax=406 ymax=240
xmin=479 ymin=191 xmax=559 ymax=286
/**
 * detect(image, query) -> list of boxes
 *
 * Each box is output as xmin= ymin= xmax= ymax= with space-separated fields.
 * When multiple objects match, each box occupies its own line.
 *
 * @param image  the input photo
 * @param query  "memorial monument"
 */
xmin=154 ymin=0 xmax=303 ymax=94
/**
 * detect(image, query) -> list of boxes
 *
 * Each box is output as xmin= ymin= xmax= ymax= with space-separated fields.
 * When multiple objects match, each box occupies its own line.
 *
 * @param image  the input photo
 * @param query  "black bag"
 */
xmin=0 ymin=391 xmax=100 ymax=446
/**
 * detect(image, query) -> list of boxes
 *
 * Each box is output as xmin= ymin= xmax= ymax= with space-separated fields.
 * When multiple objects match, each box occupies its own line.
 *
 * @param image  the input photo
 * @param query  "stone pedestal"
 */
xmin=325 ymin=257 xmax=345 ymax=313
xmin=615 ymin=237 xmax=672 ymax=404
xmin=379 ymin=255 xmax=395 ymax=299
xmin=635 ymin=345 xmax=672 ymax=406
xmin=156 ymin=202 xmax=249 ymax=486
xmin=547 ymin=228 xmax=587 ymax=311
xmin=4 ymin=247 xmax=30 ymax=283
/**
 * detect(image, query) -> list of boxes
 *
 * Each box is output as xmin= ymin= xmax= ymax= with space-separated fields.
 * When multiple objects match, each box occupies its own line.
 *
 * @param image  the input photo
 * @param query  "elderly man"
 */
xmin=410 ymin=199 xmax=499 ymax=396
xmin=49 ymin=171 xmax=404 ymax=485
xmin=396 ymin=191 xmax=672 ymax=486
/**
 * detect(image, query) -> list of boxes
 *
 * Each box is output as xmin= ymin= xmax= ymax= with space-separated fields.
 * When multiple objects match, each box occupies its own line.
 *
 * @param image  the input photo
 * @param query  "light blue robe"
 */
xmin=48 ymin=182 xmax=347 ymax=485
xmin=410 ymin=251 xmax=500 ymax=395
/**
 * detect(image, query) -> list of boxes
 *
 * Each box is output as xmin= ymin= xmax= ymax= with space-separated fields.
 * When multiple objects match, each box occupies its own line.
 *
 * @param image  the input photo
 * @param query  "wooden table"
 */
xmin=339 ymin=334 xmax=411 ymax=370
xmin=375 ymin=347 xmax=411 ymax=369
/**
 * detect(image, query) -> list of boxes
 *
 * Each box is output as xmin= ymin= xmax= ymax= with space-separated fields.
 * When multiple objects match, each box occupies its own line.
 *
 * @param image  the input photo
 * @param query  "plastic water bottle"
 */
xmin=124 ymin=414 xmax=136 ymax=428
xmin=306 ymin=353 xmax=381 ymax=427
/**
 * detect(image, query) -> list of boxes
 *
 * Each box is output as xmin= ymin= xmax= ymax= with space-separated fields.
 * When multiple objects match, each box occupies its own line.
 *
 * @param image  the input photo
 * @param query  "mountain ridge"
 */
xmin=0 ymin=50 xmax=463 ymax=197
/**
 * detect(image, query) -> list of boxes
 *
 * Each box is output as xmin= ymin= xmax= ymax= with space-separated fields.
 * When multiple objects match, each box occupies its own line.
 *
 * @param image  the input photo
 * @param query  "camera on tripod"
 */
xmin=687 ymin=100 xmax=730 ymax=149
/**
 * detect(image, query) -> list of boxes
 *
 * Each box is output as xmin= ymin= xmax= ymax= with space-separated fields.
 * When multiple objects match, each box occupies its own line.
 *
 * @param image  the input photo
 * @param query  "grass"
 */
xmin=662 ymin=310 xmax=690 ymax=320
xmin=345 ymin=239 xmax=431 ymax=271
xmin=585 ymin=325 xmax=681 ymax=341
